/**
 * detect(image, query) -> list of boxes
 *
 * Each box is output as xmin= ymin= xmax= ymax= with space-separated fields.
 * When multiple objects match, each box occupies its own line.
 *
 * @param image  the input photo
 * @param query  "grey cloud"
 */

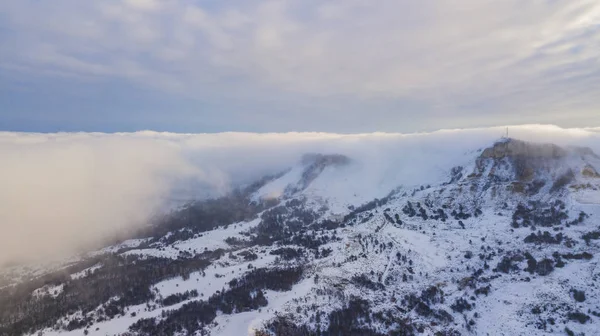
xmin=0 ymin=0 xmax=599 ymax=131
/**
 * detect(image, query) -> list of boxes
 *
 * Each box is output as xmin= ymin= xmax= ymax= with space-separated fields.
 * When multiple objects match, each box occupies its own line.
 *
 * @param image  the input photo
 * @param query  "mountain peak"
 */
xmin=481 ymin=138 xmax=567 ymax=160
xmin=286 ymin=153 xmax=351 ymax=195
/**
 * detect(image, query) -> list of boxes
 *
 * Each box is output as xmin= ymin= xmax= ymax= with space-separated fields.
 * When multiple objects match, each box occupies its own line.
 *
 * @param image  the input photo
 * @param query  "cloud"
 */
xmin=124 ymin=0 xmax=162 ymax=12
xmin=1 ymin=0 xmax=599 ymax=132
xmin=1 ymin=125 xmax=599 ymax=265
xmin=0 ymin=132 xmax=199 ymax=264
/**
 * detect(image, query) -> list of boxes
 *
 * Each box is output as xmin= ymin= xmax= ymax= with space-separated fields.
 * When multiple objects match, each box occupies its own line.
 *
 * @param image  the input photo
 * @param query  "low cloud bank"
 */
xmin=0 ymin=125 xmax=598 ymax=265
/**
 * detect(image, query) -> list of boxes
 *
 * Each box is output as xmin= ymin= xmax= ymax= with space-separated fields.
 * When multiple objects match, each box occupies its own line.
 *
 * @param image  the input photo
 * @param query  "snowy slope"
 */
xmin=3 ymin=137 xmax=600 ymax=336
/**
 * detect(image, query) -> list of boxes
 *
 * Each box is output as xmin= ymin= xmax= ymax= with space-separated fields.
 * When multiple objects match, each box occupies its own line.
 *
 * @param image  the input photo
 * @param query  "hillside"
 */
xmin=2 ymin=137 xmax=600 ymax=336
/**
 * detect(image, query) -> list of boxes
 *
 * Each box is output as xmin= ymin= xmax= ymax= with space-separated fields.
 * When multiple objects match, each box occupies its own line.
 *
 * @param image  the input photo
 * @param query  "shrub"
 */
xmin=571 ymin=289 xmax=586 ymax=303
xmin=450 ymin=298 xmax=472 ymax=313
xmin=568 ymin=311 xmax=590 ymax=324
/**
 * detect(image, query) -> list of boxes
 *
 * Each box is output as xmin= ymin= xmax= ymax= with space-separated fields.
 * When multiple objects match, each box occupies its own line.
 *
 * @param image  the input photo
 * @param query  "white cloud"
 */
xmin=1 ymin=0 xmax=599 ymax=124
xmin=0 ymin=133 xmax=198 ymax=264
xmin=0 ymin=125 xmax=599 ymax=264
xmin=124 ymin=0 xmax=162 ymax=12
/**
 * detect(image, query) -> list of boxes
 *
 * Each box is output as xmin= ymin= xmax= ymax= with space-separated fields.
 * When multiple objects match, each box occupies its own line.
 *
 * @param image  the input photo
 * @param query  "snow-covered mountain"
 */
xmin=2 ymin=137 xmax=600 ymax=336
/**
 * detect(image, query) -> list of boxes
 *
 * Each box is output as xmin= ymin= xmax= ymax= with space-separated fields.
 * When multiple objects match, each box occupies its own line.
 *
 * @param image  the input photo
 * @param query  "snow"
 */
xmin=92 ymin=238 xmax=150 ymax=255
xmin=383 ymin=226 xmax=447 ymax=269
xmin=122 ymin=219 xmax=260 ymax=259
xmin=573 ymin=189 xmax=600 ymax=205
xmin=477 ymin=261 xmax=600 ymax=335
xmin=18 ymin=134 xmax=600 ymax=336
xmin=247 ymin=134 xmax=484 ymax=216
xmin=153 ymin=253 xmax=277 ymax=298
xmin=252 ymin=166 xmax=303 ymax=201
xmin=33 ymin=301 xmax=179 ymax=336
xmin=212 ymin=278 xmax=315 ymax=336
xmin=71 ymin=264 xmax=102 ymax=280
xmin=302 ymin=164 xmax=390 ymax=214
xmin=32 ymin=284 xmax=64 ymax=299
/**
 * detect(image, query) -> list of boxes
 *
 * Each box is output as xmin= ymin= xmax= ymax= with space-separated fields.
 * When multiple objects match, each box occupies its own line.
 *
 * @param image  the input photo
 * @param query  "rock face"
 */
xmin=480 ymin=138 xmax=567 ymax=160
xmin=476 ymin=139 xmax=591 ymax=184
xmin=582 ymin=164 xmax=600 ymax=178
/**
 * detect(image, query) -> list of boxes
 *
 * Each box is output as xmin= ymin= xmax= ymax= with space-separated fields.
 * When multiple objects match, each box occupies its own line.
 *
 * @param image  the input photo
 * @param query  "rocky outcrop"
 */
xmin=480 ymin=139 xmax=567 ymax=160
xmin=582 ymin=164 xmax=600 ymax=178
xmin=476 ymin=139 xmax=569 ymax=182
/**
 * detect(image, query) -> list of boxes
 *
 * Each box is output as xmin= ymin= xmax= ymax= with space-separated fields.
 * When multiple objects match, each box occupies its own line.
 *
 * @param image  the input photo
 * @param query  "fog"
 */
xmin=0 ymin=125 xmax=598 ymax=265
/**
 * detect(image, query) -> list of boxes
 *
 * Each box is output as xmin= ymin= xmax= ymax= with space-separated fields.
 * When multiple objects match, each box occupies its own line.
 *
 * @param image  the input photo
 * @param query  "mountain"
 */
xmin=2 ymin=137 xmax=600 ymax=336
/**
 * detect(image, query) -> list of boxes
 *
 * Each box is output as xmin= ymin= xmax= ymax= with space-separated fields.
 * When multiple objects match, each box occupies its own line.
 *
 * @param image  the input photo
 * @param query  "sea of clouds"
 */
xmin=0 ymin=124 xmax=599 ymax=265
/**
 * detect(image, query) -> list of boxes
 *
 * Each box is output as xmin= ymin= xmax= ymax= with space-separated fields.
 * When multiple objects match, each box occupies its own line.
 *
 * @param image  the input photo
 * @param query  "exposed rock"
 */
xmin=571 ymin=183 xmax=598 ymax=191
xmin=477 ymin=139 xmax=579 ymax=183
xmin=507 ymin=182 xmax=525 ymax=193
xmin=480 ymin=139 xmax=567 ymax=160
xmin=582 ymin=164 xmax=600 ymax=178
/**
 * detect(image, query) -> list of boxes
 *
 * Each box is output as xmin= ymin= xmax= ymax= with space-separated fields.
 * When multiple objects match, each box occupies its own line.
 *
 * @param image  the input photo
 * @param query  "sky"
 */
xmin=1 ymin=0 xmax=600 ymax=133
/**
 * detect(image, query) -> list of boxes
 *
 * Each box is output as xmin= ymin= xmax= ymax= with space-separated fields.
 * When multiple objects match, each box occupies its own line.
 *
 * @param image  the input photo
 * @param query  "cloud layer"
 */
xmin=0 ymin=133 xmax=200 ymax=264
xmin=1 ymin=1 xmax=599 ymax=132
xmin=1 ymin=125 xmax=600 ymax=265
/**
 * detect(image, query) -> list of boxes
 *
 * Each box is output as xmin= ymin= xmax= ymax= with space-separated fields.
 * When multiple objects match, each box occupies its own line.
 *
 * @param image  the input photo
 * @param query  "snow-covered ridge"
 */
xmin=2 ymin=124 xmax=600 ymax=266
xmin=2 ymin=135 xmax=600 ymax=336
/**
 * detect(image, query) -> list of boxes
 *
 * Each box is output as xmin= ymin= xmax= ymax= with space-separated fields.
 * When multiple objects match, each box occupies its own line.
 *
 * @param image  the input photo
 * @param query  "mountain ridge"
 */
xmin=2 ymin=137 xmax=600 ymax=336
